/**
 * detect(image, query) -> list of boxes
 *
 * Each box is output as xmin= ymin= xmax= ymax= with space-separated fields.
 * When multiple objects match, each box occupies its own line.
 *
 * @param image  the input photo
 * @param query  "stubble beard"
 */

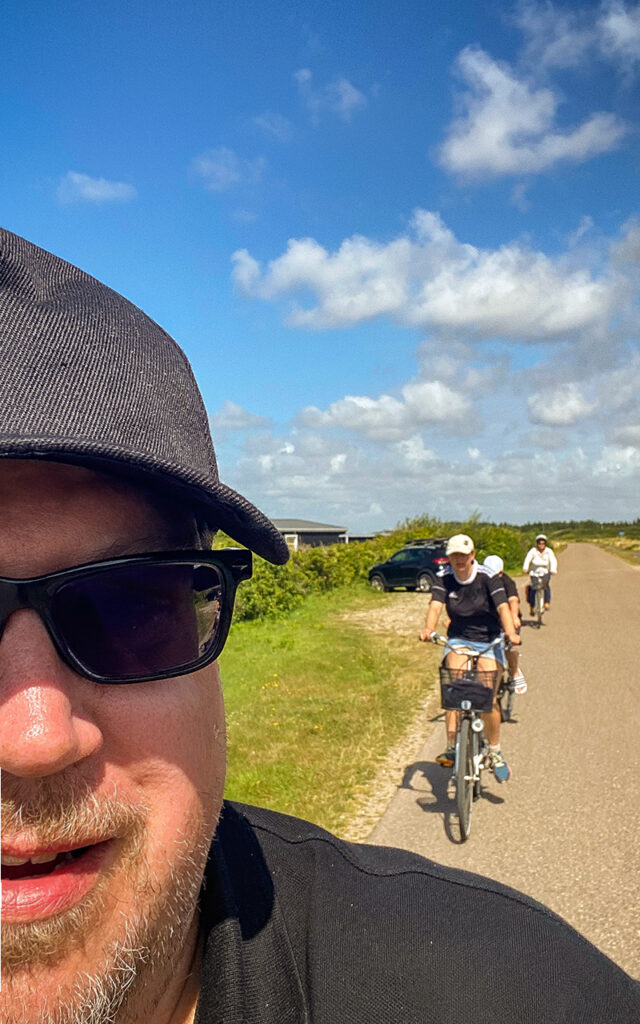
xmin=1 ymin=773 xmax=220 ymax=1024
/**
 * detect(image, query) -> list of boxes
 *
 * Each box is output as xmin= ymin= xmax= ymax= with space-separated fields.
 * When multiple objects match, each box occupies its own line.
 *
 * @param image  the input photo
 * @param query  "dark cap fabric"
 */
xmin=0 ymin=228 xmax=289 ymax=564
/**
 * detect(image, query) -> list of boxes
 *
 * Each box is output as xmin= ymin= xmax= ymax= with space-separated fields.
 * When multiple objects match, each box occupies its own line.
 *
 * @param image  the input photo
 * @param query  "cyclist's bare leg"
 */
xmin=482 ymin=701 xmax=501 ymax=745
xmin=443 ymin=651 xmax=467 ymax=747
xmin=478 ymin=656 xmax=501 ymax=746
xmin=444 ymin=709 xmax=459 ymax=747
xmin=506 ymin=646 xmax=519 ymax=679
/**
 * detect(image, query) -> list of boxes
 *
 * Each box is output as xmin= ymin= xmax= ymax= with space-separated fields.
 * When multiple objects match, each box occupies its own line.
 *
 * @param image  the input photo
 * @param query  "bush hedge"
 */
xmin=215 ymin=514 xmax=534 ymax=623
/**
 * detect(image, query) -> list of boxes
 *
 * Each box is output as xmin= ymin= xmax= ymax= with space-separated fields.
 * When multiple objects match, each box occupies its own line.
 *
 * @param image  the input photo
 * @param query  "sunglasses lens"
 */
xmin=51 ymin=561 xmax=224 ymax=681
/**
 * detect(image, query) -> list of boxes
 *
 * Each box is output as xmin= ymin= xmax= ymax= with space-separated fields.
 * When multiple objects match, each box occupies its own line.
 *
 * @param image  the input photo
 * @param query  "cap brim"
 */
xmin=0 ymin=446 xmax=290 ymax=565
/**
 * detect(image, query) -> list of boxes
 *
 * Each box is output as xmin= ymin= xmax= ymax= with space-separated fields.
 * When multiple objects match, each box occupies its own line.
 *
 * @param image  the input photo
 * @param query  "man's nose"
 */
xmin=0 ymin=610 xmax=103 ymax=777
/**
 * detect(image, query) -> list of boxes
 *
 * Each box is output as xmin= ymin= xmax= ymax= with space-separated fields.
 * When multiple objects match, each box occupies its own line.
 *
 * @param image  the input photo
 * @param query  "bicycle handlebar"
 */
xmin=427 ymin=633 xmax=508 ymax=654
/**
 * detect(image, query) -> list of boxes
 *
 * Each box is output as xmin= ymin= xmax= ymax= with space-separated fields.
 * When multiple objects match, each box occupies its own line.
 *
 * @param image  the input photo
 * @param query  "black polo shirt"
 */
xmin=431 ymin=563 xmax=506 ymax=642
xmin=194 ymin=802 xmax=639 ymax=1023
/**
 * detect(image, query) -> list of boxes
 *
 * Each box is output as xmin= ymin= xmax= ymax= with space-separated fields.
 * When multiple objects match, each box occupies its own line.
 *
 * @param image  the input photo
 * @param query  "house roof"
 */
xmin=272 ymin=518 xmax=347 ymax=533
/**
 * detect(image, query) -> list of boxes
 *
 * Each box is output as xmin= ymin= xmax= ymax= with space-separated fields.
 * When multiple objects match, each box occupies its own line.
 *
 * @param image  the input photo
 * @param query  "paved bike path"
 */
xmin=368 ymin=543 xmax=640 ymax=977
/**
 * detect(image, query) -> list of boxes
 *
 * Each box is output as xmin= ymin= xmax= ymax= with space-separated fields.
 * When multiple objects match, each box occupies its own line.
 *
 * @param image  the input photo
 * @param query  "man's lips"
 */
xmin=1 ymin=839 xmax=115 ymax=921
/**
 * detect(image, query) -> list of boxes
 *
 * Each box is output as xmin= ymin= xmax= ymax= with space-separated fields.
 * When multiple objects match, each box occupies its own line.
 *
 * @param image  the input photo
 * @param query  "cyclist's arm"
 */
xmin=508 ymin=595 xmax=521 ymax=630
xmin=497 ymin=601 xmax=521 ymax=645
xmin=548 ymin=549 xmax=558 ymax=574
xmin=522 ymin=549 xmax=533 ymax=573
xmin=421 ymin=599 xmax=444 ymax=641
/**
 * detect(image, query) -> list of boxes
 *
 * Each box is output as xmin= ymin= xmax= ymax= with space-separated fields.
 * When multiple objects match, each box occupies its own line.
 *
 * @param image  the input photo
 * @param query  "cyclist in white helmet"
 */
xmin=523 ymin=534 xmax=558 ymax=615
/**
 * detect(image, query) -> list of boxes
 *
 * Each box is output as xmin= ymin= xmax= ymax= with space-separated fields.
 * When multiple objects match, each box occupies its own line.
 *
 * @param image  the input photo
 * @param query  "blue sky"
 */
xmin=3 ymin=0 xmax=640 ymax=531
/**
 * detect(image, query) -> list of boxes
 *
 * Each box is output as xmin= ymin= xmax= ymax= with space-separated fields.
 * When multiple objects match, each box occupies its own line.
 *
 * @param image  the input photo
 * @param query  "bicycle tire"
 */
xmin=499 ymin=687 xmax=511 ymax=722
xmin=536 ymin=587 xmax=543 ymax=628
xmin=456 ymin=718 xmax=474 ymax=840
xmin=505 ymin=687 xmax=515 ymax=719
xmin=472 ymin=729 xmax=482 ymax=800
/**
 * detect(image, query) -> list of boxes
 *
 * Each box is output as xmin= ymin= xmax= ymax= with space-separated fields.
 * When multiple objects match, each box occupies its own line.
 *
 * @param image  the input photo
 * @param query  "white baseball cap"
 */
xmin=446 ymin=534 xmax=474 ymax=556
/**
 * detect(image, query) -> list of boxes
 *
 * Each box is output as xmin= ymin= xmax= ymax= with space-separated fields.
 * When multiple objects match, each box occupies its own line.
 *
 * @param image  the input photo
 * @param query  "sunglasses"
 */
xmin=0 ymin=549 xmax=252 ymax=684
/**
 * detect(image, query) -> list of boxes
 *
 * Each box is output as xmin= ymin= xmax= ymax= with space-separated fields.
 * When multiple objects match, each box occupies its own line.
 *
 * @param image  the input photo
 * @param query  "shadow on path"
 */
xmin=400 ymin=759 xmax=505 ymax=845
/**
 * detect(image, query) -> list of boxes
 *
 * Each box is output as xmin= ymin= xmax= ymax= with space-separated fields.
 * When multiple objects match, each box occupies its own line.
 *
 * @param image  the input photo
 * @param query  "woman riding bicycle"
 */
xmin=522 ymin=533 xmax=558 ymax=615
xmin=420 ymin=534 xmax=520 ymax=782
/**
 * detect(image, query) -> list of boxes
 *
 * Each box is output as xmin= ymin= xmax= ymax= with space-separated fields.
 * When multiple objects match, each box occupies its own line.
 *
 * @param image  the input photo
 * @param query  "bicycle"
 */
xmin=528 ymin=568 xmax=548 ymax=628
xmin=431 ymin=633 xmax=508 ymax=841
xmin=499 ymin=673 xmax=516 ymax=722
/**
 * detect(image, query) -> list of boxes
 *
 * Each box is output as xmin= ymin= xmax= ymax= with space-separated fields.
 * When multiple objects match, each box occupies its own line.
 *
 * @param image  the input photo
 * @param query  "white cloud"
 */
xmin=594 ymin=443 xmax=640 ymax=476
xmin=510 ymin=182 xmax=532 ymax=211
xmin=611 ymin=218 xmax=640 ymax=265
xmin=438 ymin=47 xmax=626 ymax=179
xmin=219 ymin=419 xmax=640 ymax=529
xmin=191 ymin=147 xmax=266 ymax=192
xmin=516 ymin=0 xmax=640 ymax=74
xmin=517 ymin=1 xmax=640 ymax=76
xmin=527 ymin=383 xmax=596 ymax=426
xmin=253 ymin=111 xmax=293 ymax=142
xmin=598 ymin=1 xmax=640 ymax=69
xmin=517 ymin=3 xmax=595 ymax=69
xmin=56 ymin=171 xmax=137 ymax=204
xmin=521 ymin=427 xmax=570 ymax=451
xmin=612 ymin=424 xmax=640 ymax=445
xmin=232 ymin=209 xmax=618 ymax=339
xmin=209 ymin=400 xmax=271 ymax=432
xmin=300 ymin=378 xmax=470 ymax=442
xmin=294 ymin=68 xmax=367 ymax=123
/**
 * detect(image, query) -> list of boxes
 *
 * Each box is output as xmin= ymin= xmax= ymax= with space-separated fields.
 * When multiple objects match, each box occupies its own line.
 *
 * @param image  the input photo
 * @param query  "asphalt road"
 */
xmin=368 ymin=543 xmax=640 ymax=978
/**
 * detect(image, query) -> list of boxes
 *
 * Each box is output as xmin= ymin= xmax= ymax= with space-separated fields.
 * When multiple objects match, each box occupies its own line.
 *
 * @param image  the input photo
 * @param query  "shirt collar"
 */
xmin=452 ymin=559 xmax=478 ymax=586
xmin=195 ymin=802 xmax=308 ymax=1024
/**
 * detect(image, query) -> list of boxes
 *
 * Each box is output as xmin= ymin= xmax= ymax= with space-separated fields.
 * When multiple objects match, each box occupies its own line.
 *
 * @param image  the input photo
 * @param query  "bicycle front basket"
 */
xmin=439 ymin=667 xmax=499 ymax=713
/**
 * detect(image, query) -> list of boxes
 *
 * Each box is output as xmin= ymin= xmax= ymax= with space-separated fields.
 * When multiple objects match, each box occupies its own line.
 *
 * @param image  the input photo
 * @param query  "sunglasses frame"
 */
xmin=0 ymin=548 xmax=253 ymax=684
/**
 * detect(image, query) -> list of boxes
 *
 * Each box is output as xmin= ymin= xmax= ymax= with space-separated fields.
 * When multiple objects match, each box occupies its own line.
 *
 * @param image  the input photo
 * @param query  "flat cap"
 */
xmin=0 ymin=227 xmax=289 ymax=564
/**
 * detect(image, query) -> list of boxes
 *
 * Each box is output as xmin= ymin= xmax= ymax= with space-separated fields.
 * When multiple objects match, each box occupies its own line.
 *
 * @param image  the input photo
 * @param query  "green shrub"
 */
xmin=217 ymin=513 xmax=532 ymax=623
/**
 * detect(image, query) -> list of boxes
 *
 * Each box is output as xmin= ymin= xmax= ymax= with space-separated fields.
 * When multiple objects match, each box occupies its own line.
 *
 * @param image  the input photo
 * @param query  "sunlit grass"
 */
xmin=594 ymin=537 xmax=640 ymax=565
xmin=219 ymin=584 xmax=439 ymax=835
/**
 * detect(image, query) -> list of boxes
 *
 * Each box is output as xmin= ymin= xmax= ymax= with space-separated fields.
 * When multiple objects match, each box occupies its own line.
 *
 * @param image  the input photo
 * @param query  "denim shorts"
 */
xmin=446 ymin=636 xmax=507 ymax=668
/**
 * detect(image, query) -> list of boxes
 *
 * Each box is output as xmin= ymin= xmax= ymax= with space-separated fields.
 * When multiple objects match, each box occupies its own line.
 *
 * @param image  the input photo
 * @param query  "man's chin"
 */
xmin=1 ymin=898 xmax=200 ymax=1024
xmin=0 ymin=838 xmax=208 ymax=1024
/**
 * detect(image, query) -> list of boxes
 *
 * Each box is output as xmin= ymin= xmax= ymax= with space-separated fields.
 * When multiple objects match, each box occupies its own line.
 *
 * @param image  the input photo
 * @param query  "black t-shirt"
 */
xmin=501 ymin=571 xmax=518 ymax=602
xmin=431 ymin=563 xmax=507 ymax=642
xmin=194 ymin=802 xmax=640 ymax=1023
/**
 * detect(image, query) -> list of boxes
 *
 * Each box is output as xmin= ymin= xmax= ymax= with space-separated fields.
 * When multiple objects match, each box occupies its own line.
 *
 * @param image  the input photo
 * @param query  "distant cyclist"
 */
xmin=523 ymin=534 xmax=558 ymax=615
xmin=420 ymin=534 xmax=520 ymax=782
xmin=483 ymin=555 xmax=526 ymax=694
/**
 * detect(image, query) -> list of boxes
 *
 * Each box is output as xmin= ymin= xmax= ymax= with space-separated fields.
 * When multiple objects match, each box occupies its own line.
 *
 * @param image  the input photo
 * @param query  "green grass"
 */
xmin=218 ymin=584 xmax=439 ymax=835
xmin=593 ymin=537 xmax=640 ymax=565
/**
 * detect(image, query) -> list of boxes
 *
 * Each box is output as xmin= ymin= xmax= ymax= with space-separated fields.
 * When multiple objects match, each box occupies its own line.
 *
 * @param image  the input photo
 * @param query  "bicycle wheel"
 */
xmin=456 ymin=718 xmax=474 ymax=840
xmin=499 ymin=683 xmax=512 ymax=722
xmin=472 ymin=729 xmax=482 ymax=800
xmin=505 ymin=686 xmax=515 ymax=719
xmin=536 ymin=587 xmax=543 ymax=628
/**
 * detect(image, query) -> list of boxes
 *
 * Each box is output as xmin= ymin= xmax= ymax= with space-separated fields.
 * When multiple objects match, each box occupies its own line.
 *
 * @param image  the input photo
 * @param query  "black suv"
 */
xmin=368 ymin=538 xmax=449 ymax=593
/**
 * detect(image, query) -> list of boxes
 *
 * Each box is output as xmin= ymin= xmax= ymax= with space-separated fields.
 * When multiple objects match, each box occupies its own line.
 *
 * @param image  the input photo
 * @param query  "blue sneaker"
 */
xmin=488 ymin=750 xmax=511 ymax=783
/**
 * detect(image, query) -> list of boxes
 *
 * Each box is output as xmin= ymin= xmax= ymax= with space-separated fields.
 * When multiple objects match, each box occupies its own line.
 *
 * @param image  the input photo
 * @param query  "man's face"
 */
xmin=0 ymin=461 xmax=226 ymax=1024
